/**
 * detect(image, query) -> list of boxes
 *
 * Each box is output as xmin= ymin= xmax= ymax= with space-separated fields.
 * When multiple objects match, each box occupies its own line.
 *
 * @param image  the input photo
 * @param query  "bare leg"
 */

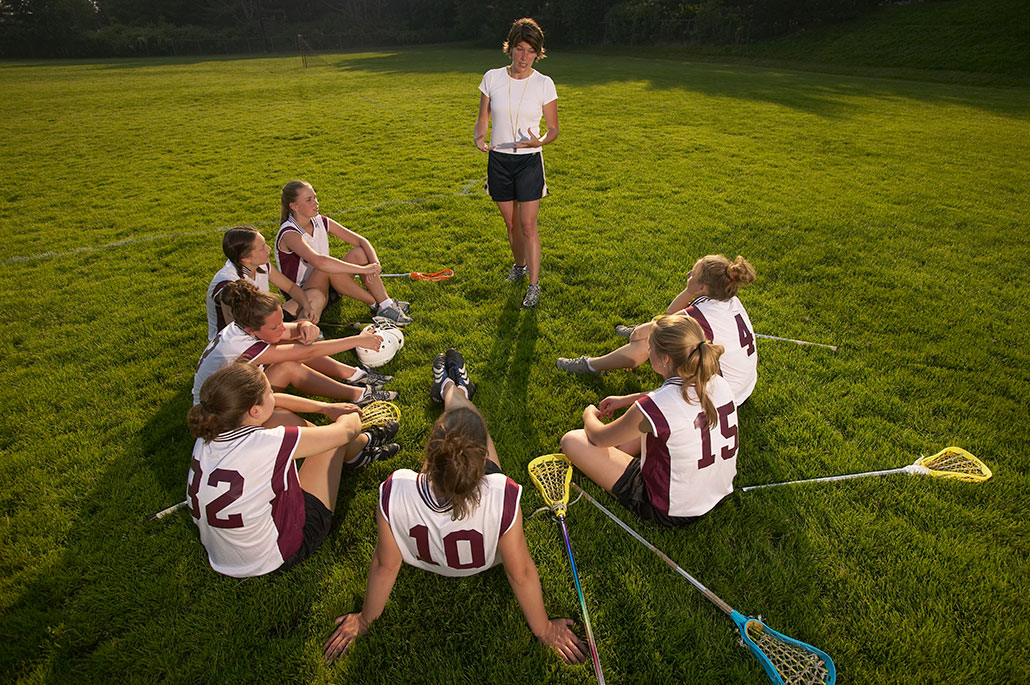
xmin=305 ymin=356 xmax=360 ymax=381
xmin=340 ymin=246 xmax=390 ymax=303
xmin=442 ymin=382 xmax=499 ymax=468
xmin=265 ymin=361 xmax=363 ymax=401
xmin=302 ymin=274 xmax=330 ymax=321
xmin=560 ymin=429 xmax=635 ymax=493
xmin=516 ymin=199 xmax=541 ymax=284
xmin=297 ymin=413 xmax=363 ymax=511
xmin=496 ymin=200 xmax=526 ymax=269
xmin=263 ymin=407 xmax=313 ymax=429
xmin=589 ymin=321 xmax=653 ymax=371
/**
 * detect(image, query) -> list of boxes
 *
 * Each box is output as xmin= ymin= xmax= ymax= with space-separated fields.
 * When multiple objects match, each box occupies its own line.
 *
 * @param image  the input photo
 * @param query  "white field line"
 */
xmin=4 ymin=182 xmax=485 ymax=266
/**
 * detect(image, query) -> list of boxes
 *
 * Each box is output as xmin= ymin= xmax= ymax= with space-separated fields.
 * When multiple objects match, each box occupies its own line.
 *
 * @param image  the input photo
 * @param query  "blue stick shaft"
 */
xmin=558 ymin=515 xmax=605 ymax=684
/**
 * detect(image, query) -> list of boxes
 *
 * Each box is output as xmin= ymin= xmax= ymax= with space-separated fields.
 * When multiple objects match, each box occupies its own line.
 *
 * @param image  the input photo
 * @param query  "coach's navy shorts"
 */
xmin=611 ymin=458 xmax=699 ymax=528
xmin=278 ymin=491 xmax=334 ymax=572
xmin=486 ymin=150 xmax=547 ymax=202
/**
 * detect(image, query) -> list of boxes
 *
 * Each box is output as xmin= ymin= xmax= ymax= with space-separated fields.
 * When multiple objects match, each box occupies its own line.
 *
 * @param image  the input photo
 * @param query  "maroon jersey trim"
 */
xmin=271 ymin=426 xmax=304 ymax=560
xmin=499 ymin=477 xmax=521 ymax=536
xmin=638 ymin=395 xmax=672 ymax=515
xmin=684 ymin=305 xmax=714 ymax=342
xmin=380 ymin=473 xmax=395 ymax=521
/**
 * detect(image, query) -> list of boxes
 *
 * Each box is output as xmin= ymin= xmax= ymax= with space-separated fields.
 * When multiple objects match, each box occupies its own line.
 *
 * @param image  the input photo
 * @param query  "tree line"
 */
xmin=0 ymin=0 xmax=887 ymax=58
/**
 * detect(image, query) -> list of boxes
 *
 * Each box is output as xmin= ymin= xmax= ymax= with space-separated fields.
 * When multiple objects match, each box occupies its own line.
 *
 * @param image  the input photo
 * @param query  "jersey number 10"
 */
xmin=409 ymin=524 xmax=487 ymax=570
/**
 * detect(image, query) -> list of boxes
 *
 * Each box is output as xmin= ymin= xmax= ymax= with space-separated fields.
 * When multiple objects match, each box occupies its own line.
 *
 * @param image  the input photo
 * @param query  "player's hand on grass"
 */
xmin=323 ymin=403 xmax=362 ymax=421
xmin=539 ymin=618 xmax=587 ymax=664
xmin=323 ymin=612 xmax=369 ymax=663
xmin=354 ymin=333 xmax=383 ymax=351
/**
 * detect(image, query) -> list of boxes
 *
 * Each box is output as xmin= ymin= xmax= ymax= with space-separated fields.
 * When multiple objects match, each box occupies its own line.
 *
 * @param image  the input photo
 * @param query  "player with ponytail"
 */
xmin=561 ymin=314 xmax=740 ymax=526
xmin=187 ymin=363 xmax=400 ymax=578
xmin=322 ymin=350 xmax=586 ymax=665
xmin=205 ymin=226 xmax=317 ymax=340
xmin=193 ymin=280 xmax=397 ymax=406
xmin=558 ymin=254 xmax=758 ymax=406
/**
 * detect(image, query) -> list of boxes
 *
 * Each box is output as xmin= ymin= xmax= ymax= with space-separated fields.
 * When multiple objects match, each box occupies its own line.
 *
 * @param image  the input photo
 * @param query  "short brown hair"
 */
xmin=503 ymin=18 xmax=546 ymax=59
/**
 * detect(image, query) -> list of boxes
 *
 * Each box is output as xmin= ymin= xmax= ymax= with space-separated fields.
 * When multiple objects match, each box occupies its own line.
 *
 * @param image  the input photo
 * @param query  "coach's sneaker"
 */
xmin=615 ymin=324 xmax=636 ymax=338
xmin=506 ymin=263 xmax=528 ymax=282
xmin=556 ymin=356 xmax=600 ymax=375
xmin=429 ymin=352 xmax=447 ymax=404
xmin=374 ymin=303 xmax=413 ymax=326
xmin=356 ymin=386 xmax=400 ymax=407
xmin=522 ymin=283 xmax=541 ymax=308
xmin=444 ymin=347 xmax=476 ymax=399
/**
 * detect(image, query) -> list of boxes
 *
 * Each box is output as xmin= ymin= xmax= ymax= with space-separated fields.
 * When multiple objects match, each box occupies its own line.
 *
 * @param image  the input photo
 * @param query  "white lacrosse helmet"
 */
xmin=355 ymin=322 xmax=405 ymax=368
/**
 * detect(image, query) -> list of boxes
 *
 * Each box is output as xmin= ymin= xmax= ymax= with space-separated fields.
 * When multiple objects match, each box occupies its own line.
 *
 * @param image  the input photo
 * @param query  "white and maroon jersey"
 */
xmin=379 ymin=468 xmax=522 ymax=578
xmin=681 ymin=296 xmax=757 ymax=405
xmin=192 ymin=322 xmax=270 ymax=404
xmin=634 ymin=375 xmax=738 ymax=518
xmin=205 ymin=260 xmax=271 ymax=340
xmin=275 ymin=215 xmax=331 ymax=287
xmin=187 ymin=425 xmax=304 ymax=577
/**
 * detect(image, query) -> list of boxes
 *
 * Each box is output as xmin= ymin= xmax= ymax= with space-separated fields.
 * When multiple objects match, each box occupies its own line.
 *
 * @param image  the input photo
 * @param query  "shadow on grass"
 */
xmin=330 ymin=48 xmax=1030 ymax=120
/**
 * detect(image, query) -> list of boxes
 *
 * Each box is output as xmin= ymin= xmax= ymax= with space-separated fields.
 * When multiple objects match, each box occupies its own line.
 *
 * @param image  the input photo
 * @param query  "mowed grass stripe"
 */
xmin=0 ymin=48 xmax=1027 ymax=683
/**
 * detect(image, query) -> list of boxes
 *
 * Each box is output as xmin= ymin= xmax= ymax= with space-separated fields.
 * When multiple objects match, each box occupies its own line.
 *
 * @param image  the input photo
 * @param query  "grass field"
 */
xmin=1 ymin=44 xmax=1028 ymax=683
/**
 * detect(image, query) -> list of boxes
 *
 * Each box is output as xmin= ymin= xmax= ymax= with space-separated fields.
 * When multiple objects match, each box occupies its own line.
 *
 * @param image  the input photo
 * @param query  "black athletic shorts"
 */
xmin=278 ymin=491 xmax=334 ymax=572
xmin=486 ymin=150 xmax=547 ymax=203
xmin=611 ymin=458 xmax=699 ymax=528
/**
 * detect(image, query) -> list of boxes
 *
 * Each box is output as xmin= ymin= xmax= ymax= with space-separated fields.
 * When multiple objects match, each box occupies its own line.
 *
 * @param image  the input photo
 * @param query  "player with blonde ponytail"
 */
xmin=558 ymin=254 xmax=758 ymax=406
xmin=561 ymin=314 xmax=740 ymax=526
xmin=323 ymin=349 xmax=586 ymax=665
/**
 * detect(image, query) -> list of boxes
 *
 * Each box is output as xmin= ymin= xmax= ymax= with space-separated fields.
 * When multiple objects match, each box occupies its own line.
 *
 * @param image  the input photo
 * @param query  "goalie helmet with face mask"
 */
xmin=355 ymin=321 xmax=404 ymax=368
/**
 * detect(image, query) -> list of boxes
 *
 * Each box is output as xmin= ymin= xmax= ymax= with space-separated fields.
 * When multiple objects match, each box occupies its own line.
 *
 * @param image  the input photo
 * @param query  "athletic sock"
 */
xmin=585 ymin=358 xmax=598 ymax=372
xmin=346 ymin=367 xmax=367 ymax=382
xmin=376 ymin=298 xmax=394 ymax=311
xmin=345 ymin=432 xmax=373 ymax=466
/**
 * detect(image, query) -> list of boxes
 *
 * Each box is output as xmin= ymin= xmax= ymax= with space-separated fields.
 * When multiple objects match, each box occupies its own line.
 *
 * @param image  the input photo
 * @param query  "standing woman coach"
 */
xmin=475 ymin=18 xmax=559 ymax=308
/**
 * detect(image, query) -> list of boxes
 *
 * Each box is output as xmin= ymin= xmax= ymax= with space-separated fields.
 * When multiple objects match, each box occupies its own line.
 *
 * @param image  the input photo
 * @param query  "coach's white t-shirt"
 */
xmin=683 ymin=296 xmax=758 ymax=405
xmin=635 ymin=375 xmax=739 ymax=518
xmin=379 ymin=468 xmax=522 ymax=578
xmin=478 ymin=67 xmax=557 ymax=155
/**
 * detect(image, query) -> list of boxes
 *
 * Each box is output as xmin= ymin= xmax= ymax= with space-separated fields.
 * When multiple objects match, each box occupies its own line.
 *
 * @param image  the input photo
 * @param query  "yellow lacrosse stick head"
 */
xmin=916 ymin=446 xmax=992 ymax=482
xmin=360 ymin=401 xmax=401 ymax=430
xmin=528 ymin=454 xmax=574 ymax=518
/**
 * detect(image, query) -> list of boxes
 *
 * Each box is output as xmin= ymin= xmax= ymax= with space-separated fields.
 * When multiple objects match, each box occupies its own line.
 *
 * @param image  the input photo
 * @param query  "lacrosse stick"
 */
xmin=380 ymin=268 xmax=453 ymax=281
xmin=147 ymin=500 xmax=187 ymax=521
xmin=739 ymin=446 xmax=991 ymax=492
xmin=755 ymin=333 xmax=837 ymax=351
xmin=528 ymin=455 xmax=605 ymax=684
xmin=360 ymin=401 xmax=401 ymax=429
xmin=571 ymin=483 xmax=835 ymax=685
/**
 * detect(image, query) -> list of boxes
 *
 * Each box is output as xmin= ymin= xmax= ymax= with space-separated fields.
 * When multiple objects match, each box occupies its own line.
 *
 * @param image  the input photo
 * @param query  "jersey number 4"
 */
xmin=187 ymin=457 xmax=245 ymax=529
xmin=694 ymin=402 xmax=738 ymax=469
xmin=409 ymin=524 xmax=486 ymax=570
xmin=735 ymin=314 xmax=756 ymax=356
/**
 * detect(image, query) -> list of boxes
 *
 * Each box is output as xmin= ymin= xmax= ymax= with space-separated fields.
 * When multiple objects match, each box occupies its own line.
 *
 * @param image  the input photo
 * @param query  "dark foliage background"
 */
xmin=0 ymin=0 xmax=891 ymax=58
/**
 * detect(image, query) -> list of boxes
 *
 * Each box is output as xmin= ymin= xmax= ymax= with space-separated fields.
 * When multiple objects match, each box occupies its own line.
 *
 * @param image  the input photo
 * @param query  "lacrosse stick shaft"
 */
xmin=755 ymin=333 xmax=837 ymax=351
xmin=571 ymin=484 xmax=733 ymax=617
xmin=148 ymin=500 xmax=187 ymax=521
xmin=380 ymin=273 xmax=413 ymax=278
xmin=739 ymin=466 xmax=910 ymax=492
xmin=557 ymin=515 xmax=605 ymax=684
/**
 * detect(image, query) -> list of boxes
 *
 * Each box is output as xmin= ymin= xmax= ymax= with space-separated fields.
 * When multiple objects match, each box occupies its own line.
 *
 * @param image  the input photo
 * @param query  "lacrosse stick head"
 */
xmin=912 ymin=446 xmax=992 ymax=482
xmin=412 ymin=268 xmax=454 ymax=281
xmin=360 ymin=401 xmax=401 ymax=430
xmin=731 ymin=611 xmax=836 ymax=685
xmin=528 ymin=454 xmax=573 ymax=518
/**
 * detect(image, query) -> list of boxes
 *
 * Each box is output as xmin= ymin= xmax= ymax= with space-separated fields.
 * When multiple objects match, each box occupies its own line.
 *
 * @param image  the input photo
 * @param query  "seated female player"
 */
xmin=193 ymin=280 xmax=397 ymax=406
xmin=187 ymin=362 xmax=400 ymax=577
xmin=277 ymin=180 xmax=412 ymax=326
xmin=558 ymin=254 xmax=757 ymax=406
xmin=206 ymin=225 xmax=317 ymax=340
xmin=321 ymin=349 xmax=586 ymax=665
xmin=561 ymin=315 xmax=739 ymax=527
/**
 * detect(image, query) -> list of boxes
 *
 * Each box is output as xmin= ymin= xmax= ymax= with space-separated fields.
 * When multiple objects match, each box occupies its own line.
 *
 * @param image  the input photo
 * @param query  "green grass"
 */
xmin=1 ymin=45 xmax=1028 ymax=683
